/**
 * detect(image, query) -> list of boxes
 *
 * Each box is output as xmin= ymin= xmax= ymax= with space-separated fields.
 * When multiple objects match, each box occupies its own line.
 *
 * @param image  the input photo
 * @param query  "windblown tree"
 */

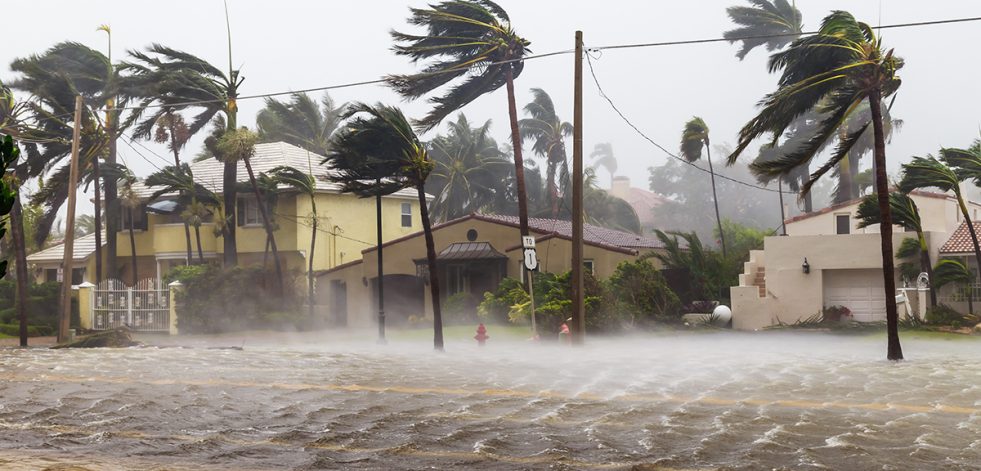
xmin=933 ymin=258 xmax=974 ymax=315
xmin=122 ymin=44 xmax=243 ymax=267
xmin=519 ymin=88 xmax=571 ymax=218
xmin=727 ymin=11 xmax=906 ymax=360
xmin=855 ymin=193 xmax=936 ymax=306
xmin=427 ymin=114 xmax=510 ymax=222
xmin=152 ymin=111 xmax=195 ymax=262
xmin=144 ymin=163 xmax=220 ymax=263
xmin=579 ymin=168 xmax=640 ymax=234
xmin=724 ymin=0 xmax=803 ymax=60
xmin=898 ymin=155 xmax=981 ymax=283
xmin=116 ymin=167 xmax=141 ymax=286
xmin=681 ymin=117 xmax=726 ymax=256
xmin=590 ymin=142 xmax=617 ymax=187
xmin=388 ymin=0 xmax=534 ymax=240
xmin=267 ymin=165 xmax=319 ymax=319
xmin=325 ymin=103 xmax=444 ymax=351
xmin=256 ymin=92 xmax=345 ymax=155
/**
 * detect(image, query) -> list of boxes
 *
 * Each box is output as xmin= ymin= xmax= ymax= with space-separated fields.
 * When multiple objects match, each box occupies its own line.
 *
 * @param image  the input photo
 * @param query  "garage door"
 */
xmin=823 ymin=269 xmax=887 ymax=322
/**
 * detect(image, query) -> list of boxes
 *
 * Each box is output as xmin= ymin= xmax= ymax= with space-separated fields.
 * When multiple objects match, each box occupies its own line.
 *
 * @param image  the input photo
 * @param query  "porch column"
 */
xmin=77 ymin=282 xmax=95 ymax=330
xmin=168 ymin=280 xmax=181 ymax=335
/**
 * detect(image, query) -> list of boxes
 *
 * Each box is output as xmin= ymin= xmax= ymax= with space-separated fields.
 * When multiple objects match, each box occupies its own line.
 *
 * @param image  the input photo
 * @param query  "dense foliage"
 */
xmin=0 ymin=279 xmax=74 ymax=333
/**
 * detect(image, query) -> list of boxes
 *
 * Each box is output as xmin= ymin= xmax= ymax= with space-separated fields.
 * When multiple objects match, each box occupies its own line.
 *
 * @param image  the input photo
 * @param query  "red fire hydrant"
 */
xmin=474 ymin=323 xmax=489 ymax=346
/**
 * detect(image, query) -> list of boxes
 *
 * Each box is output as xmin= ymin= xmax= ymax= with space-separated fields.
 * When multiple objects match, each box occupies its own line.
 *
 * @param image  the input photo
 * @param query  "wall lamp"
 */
xmin=802 ymin=258 xmax=810 ymax=274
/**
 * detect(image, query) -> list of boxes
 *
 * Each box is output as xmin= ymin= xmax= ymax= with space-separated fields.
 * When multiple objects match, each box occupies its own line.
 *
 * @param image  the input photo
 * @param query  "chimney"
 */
xmin=610 ymin=176 xmax=631 ymax=198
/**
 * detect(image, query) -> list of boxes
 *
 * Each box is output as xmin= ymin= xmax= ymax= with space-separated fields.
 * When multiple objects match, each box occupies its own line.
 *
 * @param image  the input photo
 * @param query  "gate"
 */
xmin=92 ymin=278 xmax=170 ymax=332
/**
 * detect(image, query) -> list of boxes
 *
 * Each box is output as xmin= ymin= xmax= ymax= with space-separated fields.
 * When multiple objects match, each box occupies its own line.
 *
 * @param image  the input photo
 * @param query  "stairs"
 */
xmin=738 ymin=250 xmax=767 ymax=298
xmin=754 ymin=267 xmax=766 ymax=297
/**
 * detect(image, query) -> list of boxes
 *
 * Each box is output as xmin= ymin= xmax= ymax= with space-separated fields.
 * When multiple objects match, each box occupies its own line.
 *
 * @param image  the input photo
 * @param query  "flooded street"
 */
xmin=1 ymin=331 xmax=980 ymax=470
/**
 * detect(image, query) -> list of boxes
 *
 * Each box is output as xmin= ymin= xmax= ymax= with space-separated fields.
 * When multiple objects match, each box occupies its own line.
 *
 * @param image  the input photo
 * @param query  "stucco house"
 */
xmin=26 ymin=142 xmax=425 ymax=285
xmin=317 ymin=213 xmax=672 ymax=328
xmin=731 ymin=189 xmax=981 ymax=330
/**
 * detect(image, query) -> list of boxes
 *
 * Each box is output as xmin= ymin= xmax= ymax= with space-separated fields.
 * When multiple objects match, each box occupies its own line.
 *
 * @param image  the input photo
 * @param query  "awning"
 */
xmin=146 ymin=199 xmax=180 ymax=214
xmin=414 ymin=242 xmax=507 ymax=263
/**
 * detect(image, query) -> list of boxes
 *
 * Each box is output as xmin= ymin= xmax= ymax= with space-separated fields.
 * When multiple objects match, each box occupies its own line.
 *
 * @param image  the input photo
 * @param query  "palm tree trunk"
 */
xmin=376 ymin=190 xmax=385 ymax=342
xmin=802 ymin=164 xmax=814 ymax=212
xmin=918 ymin=240 xmax=936 ymax=307
xmin=222 ymin=160 xmax=238 ymax=268
xmin=869 ymin=90 xmax=903 ymax=361
xmin=704 ymin=145 xmax=727 ymax=257
xmin=183 ymin=223 xmax=193 ymax=265
xmin=106 ymin=136 xmax=119 ymax=280
xmin=308 ymin=211 xmax=317 ymax=321
xmin=546 ymin=162 xmax=559 ymax=219
xmin=848 ymin=151 xmax=861 ymax=197
xmin=10 ymin=195 xmax=30 ymax=347
xmin=837 ymin=156 xmax=853 ymax=203
xmin=418 ymin=184 xmax=443 ymax=351
xmin=93 ymin=155 xmax=102 ymax=282
xmin=778 ymin=178 xmax=787 ymax=235
xmin=244 ymin=158 xmax=284 ymax=295
xmin=194 ymin=224 xmax=204 ymax=263
xmin=128 ymin=209 xmax=137 ymax=286
xmin=505 ymin=66 xmax=530 ymax=239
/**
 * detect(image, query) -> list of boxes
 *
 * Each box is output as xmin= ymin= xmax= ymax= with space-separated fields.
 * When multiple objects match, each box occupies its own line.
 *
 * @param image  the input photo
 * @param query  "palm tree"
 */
xmin=388 ymin=0 xmax=534 ymax=240
xmin=256 ymin=92 xmax=345 ymax=155
xmin=898 ymin=156 xmax=981 ymax=283
xmin=144 ymin=163 xmax=219 ymax=263
xmin=116 ymin=168 xmax=141 ymax=286
xmin=325 ymin=103 xmax=444 ymax=351
xmin=519 ymin=88 xmax=572 ymax=218
xmin=428 ymin=114 xmax=510 ymax=222
xmin=153 ymin=111 xmax=194 ymax=263
xmin=267 ymin=165 xmax=319 ymax=319
xmin=724 ymin=0 xmax=803 ymax=60
xmin=217 ymin=127 xmax=283 ymax=294
xmin=855 ymin=193 xmax=936 ymax=306
xmin=681 ymin=117 xmax=726 ymax=257
xmin=727 ymin=11 xmax=906 ymax=360
xmin=933 ymin=258 xmax=974 ymax=315
xmin=590 ymin=143 xmax=617 ymax=187
xmin=122 ymin=44 xmax=243 ymax=268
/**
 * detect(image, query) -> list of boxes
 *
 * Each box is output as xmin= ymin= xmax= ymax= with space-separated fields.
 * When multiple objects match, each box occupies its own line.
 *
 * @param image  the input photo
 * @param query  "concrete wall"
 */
xmin=731 ymin=232 xmax=915 ymax=330
xmin=785 ymin=193 xmax=964 ymax=237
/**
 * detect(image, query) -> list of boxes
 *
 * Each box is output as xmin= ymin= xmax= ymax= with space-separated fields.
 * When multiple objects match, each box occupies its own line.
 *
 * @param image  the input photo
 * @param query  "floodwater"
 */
xmin=1 ymin=330 xmax=979 ymax=470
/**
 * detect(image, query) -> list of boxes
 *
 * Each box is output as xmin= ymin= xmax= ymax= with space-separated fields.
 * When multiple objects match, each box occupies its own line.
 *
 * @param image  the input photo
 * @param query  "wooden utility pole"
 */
xmin=571 ymin=31 xmax=585 ymax=344
xmin=58 ymin=96 xmax=83 ymax=343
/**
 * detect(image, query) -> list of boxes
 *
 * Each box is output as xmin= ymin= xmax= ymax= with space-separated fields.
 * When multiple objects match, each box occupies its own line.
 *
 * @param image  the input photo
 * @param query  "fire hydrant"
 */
xmin=474 ymin=323 xmax=489 ymax=346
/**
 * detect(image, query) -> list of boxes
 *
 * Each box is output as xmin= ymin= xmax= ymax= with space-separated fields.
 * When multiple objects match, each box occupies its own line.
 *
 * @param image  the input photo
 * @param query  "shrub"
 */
xmin=925 ymin=304 xmax=966 ymax=326
xmin=823 ymin=305 xmax=853 ymax=322
xmin=0 ymin=323 xmax=54 ymax=337
xmin=170 ymin=264 xmax=303 ymax=333
xmin=0 ymin=280 xmax=72 ymax=331
xmin=607 ymin=259 xmax=681 ymax=324
xmin=444 ymin=292 xmax=478 ymax=325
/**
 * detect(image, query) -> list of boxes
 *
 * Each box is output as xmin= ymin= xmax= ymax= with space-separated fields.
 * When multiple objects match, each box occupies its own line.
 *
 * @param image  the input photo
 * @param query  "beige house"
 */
xmin=731 ymin=190 xmax=981 ymax=330
xmin=317 ymin=213 xmax=671 ymax=328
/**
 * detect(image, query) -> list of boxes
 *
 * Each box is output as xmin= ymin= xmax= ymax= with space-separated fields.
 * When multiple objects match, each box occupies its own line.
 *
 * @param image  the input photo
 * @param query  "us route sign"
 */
xmin=523 ymin=248 xmax=539 ymax=271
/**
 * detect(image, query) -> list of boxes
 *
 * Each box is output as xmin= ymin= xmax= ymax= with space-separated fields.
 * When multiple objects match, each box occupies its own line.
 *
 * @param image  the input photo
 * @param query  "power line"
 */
xmin=583 ymin=49 xmax=788 ymax=194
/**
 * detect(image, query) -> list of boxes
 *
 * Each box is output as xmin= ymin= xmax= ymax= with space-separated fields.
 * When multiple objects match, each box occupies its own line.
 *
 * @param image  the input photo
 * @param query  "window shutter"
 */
xmin=137 ymin=205 xmax=148 ymax=231
xmin=236 ymin=198 xmax=245 ymax=227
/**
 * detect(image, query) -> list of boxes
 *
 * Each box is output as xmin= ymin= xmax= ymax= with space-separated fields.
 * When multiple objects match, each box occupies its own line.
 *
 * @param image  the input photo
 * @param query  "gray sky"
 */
xmin=4 ymin=1 xmax=980 ymax=219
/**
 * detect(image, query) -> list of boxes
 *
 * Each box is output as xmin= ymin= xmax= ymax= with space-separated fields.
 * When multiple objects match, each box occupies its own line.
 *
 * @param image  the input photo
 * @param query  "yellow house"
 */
xmin=317 ymin=213 xmax=671 ymax=328
xmin=27 ymin=142 xmax=425 ymax=286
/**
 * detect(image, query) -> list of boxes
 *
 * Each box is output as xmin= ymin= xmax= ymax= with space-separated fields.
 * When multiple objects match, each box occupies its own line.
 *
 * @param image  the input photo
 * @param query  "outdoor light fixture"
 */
xmin=802 ymin=258 xmax=810 ymax=274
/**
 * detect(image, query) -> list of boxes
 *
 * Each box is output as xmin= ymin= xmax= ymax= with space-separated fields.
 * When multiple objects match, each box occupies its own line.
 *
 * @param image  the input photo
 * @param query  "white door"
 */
xmin=823 ymin=269 xmax=887 ymax=322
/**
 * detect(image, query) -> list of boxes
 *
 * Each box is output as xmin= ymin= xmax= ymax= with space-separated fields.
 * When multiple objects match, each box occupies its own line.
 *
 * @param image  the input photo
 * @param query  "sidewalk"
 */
xmin=0 ymin=336 xmax=56 ymax=347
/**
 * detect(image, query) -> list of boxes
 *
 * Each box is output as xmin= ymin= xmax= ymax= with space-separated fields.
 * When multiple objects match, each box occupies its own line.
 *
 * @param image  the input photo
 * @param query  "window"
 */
xmin=835 ymin=214 xmax=850 ymax=235
xmin=584 ymin=260 xmax=595 ymax=275
xmin=71 ymin=268 xmax=84 ymax=285
xmin=237 ymin=195 xmax=261 ymax=226
xmin=447 ymin=264 xmax=466 ymax=295
xmin=121 ymin=205 xmax=147 ymax=231
xmin=401 ymin=202 xmax=412 ymax=228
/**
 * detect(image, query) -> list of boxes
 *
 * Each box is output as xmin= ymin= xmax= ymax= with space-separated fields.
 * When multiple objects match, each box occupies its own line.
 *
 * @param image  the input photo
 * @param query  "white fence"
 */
xmin=92 ymin=278 xmax=170 ymax=332
xmin=939 ymin=283 xmax=981 ymax=304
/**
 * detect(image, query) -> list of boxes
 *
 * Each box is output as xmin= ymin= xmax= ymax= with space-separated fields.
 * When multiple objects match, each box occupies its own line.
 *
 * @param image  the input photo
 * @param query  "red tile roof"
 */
xmin=940 ymin=221 xmax=981 ymax=254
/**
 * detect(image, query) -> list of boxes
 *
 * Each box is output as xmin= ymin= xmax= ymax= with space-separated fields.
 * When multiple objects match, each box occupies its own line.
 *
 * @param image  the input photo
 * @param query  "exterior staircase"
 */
xmin=738 ymin=250 xmax=767 ymax=298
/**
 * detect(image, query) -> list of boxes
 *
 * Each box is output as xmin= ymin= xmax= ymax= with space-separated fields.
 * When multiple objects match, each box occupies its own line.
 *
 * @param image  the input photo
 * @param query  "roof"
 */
xmin=940 ymin=221 xmax=981 ymax=254
xmin=26 ymin=233 xmax=102 ymax=264
xmin=784 ymin=190 xmax=958 ymax=225
xmin=416 ymin=242 xmax=507 ymax=262
xmin=132 ymin=141 xmax=420 ymax=200
xmin=363 ymin=213 xmax=670 ymax=257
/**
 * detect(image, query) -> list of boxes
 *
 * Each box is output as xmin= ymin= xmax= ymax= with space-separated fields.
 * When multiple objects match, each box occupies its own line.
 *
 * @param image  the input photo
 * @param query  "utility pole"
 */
xmin=376 ymin=186 xmax=386 ymax=344
xmin=571 ymin=31 xmax=585 ymax=344
xmin=58 ymin=95 xmax=83 ymax=344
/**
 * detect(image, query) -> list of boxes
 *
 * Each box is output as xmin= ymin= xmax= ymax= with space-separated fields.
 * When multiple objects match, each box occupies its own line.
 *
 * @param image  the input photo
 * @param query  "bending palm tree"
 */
xmin=681 ymin=117 xmax=726 ymax=257
xmin=257 ymin=92 xmax=345 ymax=155
xmin=144 ymin=163 xmax=219 ymax=263
xmin=519 ymin=88 xmax=572 ymax=218
xmin=267 ymin=165 xmax=319 ymax=319
xmin=153 ymin=111 xmax=193 ymax=262
xmin=122 ymin=44 xmax=243 ymax=267
xmin=724 ymin=0 xmax=802 ymax=60
xmin=855 ymin=193 xmax=936 ymax=307
xmin=388 ymin=0 xmax=533 ymax=239
xmin=590 ymin=143 xmax=617 ymax=187
xmin=727 ymin=11 xmax=905 ymax=360
xmin=898 ymin=156 xmax=981 ymax=284
xmin=117 ymin=168 xmax=141 ymax=286
xmin=325 ymin=103 xmax=444 ymax=351
xmin=933 ymin=259 xmax=974 ymax=315
xmin=428 ymin=114 xmax=510 ymax=222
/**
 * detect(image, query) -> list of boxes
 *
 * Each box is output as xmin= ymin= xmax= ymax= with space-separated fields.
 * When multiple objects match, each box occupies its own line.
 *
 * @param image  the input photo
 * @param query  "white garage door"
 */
xmin=823 ymin=269 xmax=887 ymax=322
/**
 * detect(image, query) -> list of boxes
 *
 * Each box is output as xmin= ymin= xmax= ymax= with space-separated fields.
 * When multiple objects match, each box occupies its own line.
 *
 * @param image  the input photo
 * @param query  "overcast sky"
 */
xmin=4 ymin=1 xmax=980 ymax=218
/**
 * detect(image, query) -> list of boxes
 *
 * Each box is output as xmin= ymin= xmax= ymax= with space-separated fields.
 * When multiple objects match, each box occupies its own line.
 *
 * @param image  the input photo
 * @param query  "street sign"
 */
xmin=522 ymin=236 xmax=536 ymax=249
xmin=523 ymin=248 xmax=539 ymax=271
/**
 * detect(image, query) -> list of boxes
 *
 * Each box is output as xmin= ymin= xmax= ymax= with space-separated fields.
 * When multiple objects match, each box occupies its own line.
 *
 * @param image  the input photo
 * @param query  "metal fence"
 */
xmin=92 ymin=278 xmax=170 ymax=332
xmin=938 ymin=283 xmax=981 ymax=303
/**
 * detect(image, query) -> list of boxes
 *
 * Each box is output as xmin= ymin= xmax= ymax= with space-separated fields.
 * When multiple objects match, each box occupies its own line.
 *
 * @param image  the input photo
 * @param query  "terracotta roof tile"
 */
xmin=940 ymin=221 xmax=981 ymax=254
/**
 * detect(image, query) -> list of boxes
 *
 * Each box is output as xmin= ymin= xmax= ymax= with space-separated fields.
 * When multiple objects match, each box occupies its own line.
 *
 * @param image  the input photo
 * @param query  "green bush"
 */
xmin=607 ymin=259 xmax=681 ymax=324
xmin=925 ymin=304 xmax=966 ymax=326
xmin=0 ymin=323 xmax=54 ymax=337
xmin=0 ymin=280 xmax=72 ymax=330
xmin=443 ymin=292 xmax=478 ymax=325
xmin=170 ymin=264 xmax=304 ymax=333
